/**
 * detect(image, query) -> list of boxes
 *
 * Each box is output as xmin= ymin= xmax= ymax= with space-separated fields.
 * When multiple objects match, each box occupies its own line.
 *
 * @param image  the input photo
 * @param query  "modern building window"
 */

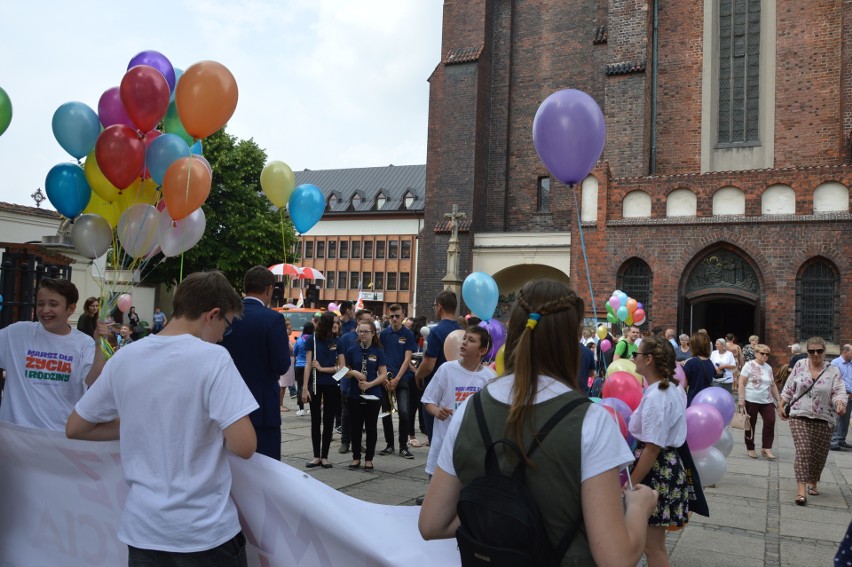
xmin=350 ymin=272 xmax=359 ymax=290
xmin=337 ymin=271 xmax=347 ymax=290
xmin=401 ymin=240 xmax=411 ymax=259
xmin=373 ymin=272 xmax=384 ymax=290
xmin=339 ymin=241 xmax=348 ymax=259
xmin=362 ymin=272 xmax=372 ymax=290
xmin=617 ymin=258 xmax=652 ymax=330
xmin=327 ymin=241 xmax=336 ymax=259
xmin=400 ymin=272 xmax=410 ymax=291
xmin=304 ymin=241 xmax=313 ymax=259
xmin=387 ymin=272 xmax=397 ymax=291
xmin=350 ymin=241 xmax=360 ymax=259
xmin=797 ymin=259 xmax=837 ymax=342
xmin=364 ymin=241 xmax=373 ymax=259
xmin=388 ymin=240 xmax=398 ymax=259
xmin=326 ymin=271 xmax=335 ymax=289
xmin=316 ymin=241 xmax=325 ymax=259
xmin=291 ymin=278 xmax=300 ymax=288
xmin=717 ymin=0 xmax=760 ymax=145
xmin=376 ymin=241 xmax=385 ymax=259
xmin=537 ymin=177 xmax=551 ymax=212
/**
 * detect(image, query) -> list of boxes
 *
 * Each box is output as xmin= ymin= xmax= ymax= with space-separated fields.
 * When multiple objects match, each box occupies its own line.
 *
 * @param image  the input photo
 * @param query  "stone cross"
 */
xmin=442 ymin=205 xmax=466 ymax=310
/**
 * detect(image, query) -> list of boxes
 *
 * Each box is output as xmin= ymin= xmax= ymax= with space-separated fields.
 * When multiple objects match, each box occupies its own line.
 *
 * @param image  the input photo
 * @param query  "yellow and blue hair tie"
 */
xmin=526 ymin=313 xmax=541 ymax=330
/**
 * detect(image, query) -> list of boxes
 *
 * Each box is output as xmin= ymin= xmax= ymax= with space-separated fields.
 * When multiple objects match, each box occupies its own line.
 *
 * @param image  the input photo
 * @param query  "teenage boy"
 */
xmin=421 ymin=326 xmax=495 ymax=478
xmin=0 ymin=278 xmax=108 ymax=431
xmin=66 ymin=271 xmax=258 ymax=566
xmin=378 ymin=304 xmax=417 ymax=459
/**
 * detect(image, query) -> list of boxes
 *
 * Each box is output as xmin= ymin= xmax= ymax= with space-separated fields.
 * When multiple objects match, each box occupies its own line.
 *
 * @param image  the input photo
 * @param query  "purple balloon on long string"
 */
xmin=532 ymin=89 xmax=606 ymax=185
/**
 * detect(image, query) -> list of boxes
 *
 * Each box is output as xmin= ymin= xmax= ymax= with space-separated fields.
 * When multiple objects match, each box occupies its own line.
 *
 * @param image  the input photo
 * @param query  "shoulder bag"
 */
xmin=783 ymin=367 xmax=828 ymax=416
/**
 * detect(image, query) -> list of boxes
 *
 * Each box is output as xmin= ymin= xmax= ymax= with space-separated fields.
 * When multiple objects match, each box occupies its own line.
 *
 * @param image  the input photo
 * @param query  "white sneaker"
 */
xmin=296 ymin=409 xmax=306 ymax=416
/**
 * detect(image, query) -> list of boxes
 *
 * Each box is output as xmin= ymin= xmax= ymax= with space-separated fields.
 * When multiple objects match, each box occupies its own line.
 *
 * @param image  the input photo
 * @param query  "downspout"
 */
xmin=649 ymin=0 xmax=659 ymax=174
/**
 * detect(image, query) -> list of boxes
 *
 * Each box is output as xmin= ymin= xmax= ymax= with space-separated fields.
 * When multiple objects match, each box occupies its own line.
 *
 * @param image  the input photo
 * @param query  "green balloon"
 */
xmin=163 ymin=100 xmax=193 ymax=145
xmin=607 ymin=313 xmax=618 ymax=324
xmin=0 ymin=87 xmax=12 ymax=137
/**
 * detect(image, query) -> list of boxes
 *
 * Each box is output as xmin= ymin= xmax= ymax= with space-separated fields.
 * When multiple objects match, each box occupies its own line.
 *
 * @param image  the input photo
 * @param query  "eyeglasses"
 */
xmin=808 ymin=348 xmax=825 ymax=355
xmin=756 ymin=351 xmax=770 ymax=355
xmin=632 ymin=351 xmax=650 ymax=359
xmin=357 ymin=330 xmax=374 ymax=335
xmin=389 ymin=314 xmax=402 ymax=319
xmin=223 ymin=316 xmax=233 ymax=337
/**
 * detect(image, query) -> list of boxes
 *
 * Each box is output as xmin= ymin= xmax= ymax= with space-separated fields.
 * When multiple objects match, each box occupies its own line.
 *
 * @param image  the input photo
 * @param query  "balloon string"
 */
xmin=179 ymin=252 xmax=185 ymax=282
xmin=279 ymin=208 xmax=287 ymax=262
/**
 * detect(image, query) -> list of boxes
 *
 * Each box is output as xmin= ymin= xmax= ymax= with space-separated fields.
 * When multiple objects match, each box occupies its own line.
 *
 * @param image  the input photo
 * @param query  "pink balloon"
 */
xmin=327 ymin=302 xmax=339 ymax=312
xmin=98 ymin=86 xmax=134 ymax=129
xmin=443 ymin=329 xmax=466 ymax=361
xmin=117 ymin=294 xmax=132 ymax=313
xmin=609 ymin=297 xmax=620 ymax=312
xmin=600 ymin=339 xmax=612 ymax=352
xmin=685 ymin=403 xmax=724 ymax=451
xmin=600 ymin=405 xmax=628 ymax=438
xmin=674 ymin=363 xmax=686 ymax=384
xmin=602 ymin=371 xmax=643 ymax=411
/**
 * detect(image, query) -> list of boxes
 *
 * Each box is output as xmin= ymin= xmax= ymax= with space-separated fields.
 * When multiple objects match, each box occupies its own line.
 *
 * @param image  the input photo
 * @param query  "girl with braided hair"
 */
xmin=420 ymin=279 xmax=658 ymax=566
xmin=628 ymin=335 xmax=689 ymax=567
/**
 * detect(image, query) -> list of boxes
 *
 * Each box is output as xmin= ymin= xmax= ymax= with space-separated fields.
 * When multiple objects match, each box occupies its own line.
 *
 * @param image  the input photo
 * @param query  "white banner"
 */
xmin=0 ymin=421 xmax=459 ymax=566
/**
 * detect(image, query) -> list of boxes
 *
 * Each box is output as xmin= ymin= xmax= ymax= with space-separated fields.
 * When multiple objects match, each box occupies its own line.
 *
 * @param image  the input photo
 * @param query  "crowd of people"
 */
xmin=1 ymin=269 xmax=851 ymax=566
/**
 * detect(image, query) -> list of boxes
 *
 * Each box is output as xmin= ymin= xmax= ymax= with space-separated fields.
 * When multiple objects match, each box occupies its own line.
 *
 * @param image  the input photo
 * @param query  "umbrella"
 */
xmin=269 ymin=263 xmax=302 ymax=277
xmin=297 ymin=267 xmax=326 ymax=280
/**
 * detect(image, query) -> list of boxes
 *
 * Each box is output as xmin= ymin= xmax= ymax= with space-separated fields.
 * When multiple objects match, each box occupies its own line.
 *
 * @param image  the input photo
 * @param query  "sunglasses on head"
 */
xmin=808 ymin=348 xmax=824 ymax=355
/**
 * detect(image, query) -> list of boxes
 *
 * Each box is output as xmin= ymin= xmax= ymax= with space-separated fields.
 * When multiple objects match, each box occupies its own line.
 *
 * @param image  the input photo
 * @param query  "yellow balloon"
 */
xmin=606 ymin=358 xmax=637 ymax=377
xmin=84 ymin=151 xmax=122 ymax=202
xmin=83 ymin=193 xmax=121 ymax=228
xmin=596 ymin=324 xmax=607 ymax=340
xmin=495 ymin=344 xmax=506 ymax=375
xmin=260 ymin=160 xmax=295 ymax=208
xmin=116 ymin=177 xmax=159 ymax=213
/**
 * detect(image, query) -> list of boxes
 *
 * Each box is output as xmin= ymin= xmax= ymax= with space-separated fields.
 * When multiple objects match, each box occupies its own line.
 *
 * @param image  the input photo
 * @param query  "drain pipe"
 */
xmin=649 ymin=0 xmax=659 ymax=174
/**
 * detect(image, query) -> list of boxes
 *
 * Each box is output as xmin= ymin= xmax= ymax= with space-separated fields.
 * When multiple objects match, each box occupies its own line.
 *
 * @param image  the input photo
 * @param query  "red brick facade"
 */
xmin=418 ymin=0 xmax=851 ymax=360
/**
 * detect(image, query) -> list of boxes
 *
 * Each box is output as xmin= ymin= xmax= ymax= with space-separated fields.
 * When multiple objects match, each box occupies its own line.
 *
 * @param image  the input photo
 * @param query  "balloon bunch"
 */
xmin=685 ymin=387 xmax=735 ymax=486
xmin=586 ymin=359 xmax=645 ymax=447
xmin=605 ymin=289 xmax=646 ymax=327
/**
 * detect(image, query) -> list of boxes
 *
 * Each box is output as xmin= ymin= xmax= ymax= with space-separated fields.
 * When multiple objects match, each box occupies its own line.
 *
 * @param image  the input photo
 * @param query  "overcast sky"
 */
xmin=0 ymin=1 xmax=443 ymax=208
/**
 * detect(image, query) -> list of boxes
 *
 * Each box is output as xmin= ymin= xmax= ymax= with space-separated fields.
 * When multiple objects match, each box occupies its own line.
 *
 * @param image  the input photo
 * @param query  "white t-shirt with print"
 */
xmin=0 ymin=321 xmax=95 ymax=430
xmin=741 ymin=360 xmax=775 ymax=404
xmin=422 ymin=360 xmax=496 ymax=475
xmin=628 ymin=382 xmax=688 ymax=448
xmin=438 ymin=375 xmax=635 ymax=483
xmin=75 ymin=334 xmax=259 ymax=553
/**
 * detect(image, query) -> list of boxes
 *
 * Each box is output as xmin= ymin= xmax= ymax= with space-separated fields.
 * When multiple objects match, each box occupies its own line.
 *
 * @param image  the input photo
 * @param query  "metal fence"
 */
xmin=0 ymin=248 xmax=72 ymax=329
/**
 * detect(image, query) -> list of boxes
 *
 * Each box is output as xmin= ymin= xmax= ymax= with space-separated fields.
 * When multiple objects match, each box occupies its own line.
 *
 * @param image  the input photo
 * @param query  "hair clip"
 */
xmin=526 ymin=313 xmax=541 ymax=330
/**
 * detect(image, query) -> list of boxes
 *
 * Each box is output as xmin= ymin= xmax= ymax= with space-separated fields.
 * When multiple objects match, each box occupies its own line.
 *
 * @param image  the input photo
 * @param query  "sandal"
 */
xmin=747 ymin=450 xmax=757 ymax=459
xmin=808 ymin=485 xmax=819 ymax=496
xmin=409 ymin=438 xmax=422 ymax=448
xmin=795 ymin=495 xmax=807 ymax=506
xmin=762 ymin=449 xmax=775 ymax=460
xmin=364 ymin=461 xmax=374 ymax=471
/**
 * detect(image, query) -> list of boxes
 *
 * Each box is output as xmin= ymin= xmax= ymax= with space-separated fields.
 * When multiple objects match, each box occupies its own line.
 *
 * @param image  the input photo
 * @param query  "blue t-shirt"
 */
xmin=578 ymin=344 xmax=595 ymax=395
xmin=293 ymin=334 xmax=311 ymax=368
xmin=344 ymin=344 xmax=387 ymax=399
xmin=379 ymin=326 xmax=417 ymax=382
xmin=340 ymin=318 xmax=357 ymax=336
xmin=684 ymin=357 xmax=717 ymax=406
xmin=305 ymin=336 xmax=343 ymax=387
xmin=338 ymin=331 xmax=359 ymax=393
xmin=424 ymin=319 xmax=462 ymax=383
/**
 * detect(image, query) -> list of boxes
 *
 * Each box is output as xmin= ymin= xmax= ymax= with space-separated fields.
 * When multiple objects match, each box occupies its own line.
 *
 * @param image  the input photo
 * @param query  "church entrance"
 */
xmin=679 ymin=246 xmax=763 ymax=343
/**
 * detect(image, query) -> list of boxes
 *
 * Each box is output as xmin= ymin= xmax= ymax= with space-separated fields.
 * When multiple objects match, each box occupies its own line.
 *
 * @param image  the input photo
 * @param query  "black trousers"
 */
xmin=348 ymin=397 xmax=381 ymax=461
xmin=309 ymin=383 xmax=341 ymax=459
xmin=128 ymin=532 xmax=246 ymax=567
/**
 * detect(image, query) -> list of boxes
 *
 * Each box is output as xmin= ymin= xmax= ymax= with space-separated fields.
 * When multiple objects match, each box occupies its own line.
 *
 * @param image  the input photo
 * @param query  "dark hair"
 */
xmin=388 ymin=303 xmax=403 ymax=312
xmin=38 ymin=279 xmax=80 ymax=307
xmin=302 ymin=322 xmax=315 ymax=335
xmin=244 ymin=266 xmax=275 ymax=294
xmin=436 ymin=289 xmax=457 ymax=313
xmin=726 ymin=333 xmax=736 ymax=342
xmin=172 ymin=271 xmax=243 ymax=320
xmin=465 ymin=325 xmax=491 ymax=355
xmin=411 ymin=315 xmax=428 ymax=341
xmin=651 ymin=326 xmax=664 ymax=336
xmin=355 ymin=309 xmax=372 ymax=322
xmin=315 ymin=311 xmax=337 ymax=340
xmin=83 ymin=296 xmax=98 ymax=311
xmin=339 ymin=300 xmax=353 ymax=315
xmin=689 ymin=332 xmax=712 ymax=358
xmin=504 ymin=279 xmax=584 ymax=459
xmin=468 ymin=316 xmax=482 ymax=326
xmin=639 ymin=336 xmax=677 ymax=389
xmin=357 ymin=321 xmax=380 ymax=348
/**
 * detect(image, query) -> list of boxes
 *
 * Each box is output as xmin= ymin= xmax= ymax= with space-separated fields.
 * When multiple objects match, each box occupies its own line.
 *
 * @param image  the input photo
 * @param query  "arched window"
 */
xmin=796 ymin=259 xmax=838 ymax=342
xmin=718 ymin=0 xmax=760 ymax=145
xmin=617 ymin=258 xmax=652 ymax=330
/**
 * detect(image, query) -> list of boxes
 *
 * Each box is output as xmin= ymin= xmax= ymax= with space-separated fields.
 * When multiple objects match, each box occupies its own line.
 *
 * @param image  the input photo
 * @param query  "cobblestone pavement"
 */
xmin=278 ymin=397 xmax=851 ymax=566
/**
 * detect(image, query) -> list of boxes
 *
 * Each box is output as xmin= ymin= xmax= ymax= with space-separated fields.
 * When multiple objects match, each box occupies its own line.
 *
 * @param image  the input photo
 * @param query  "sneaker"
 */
xmin=830 ymin=445 xmax=842 ymax=451
xmin=400 ymin=448 xmax=414 ymax=459
xmin=338 ymin=443 xmax=350 ymax=454
xmin=840 ymin=441 xmax=852 ymax=449
xmin=296 ymin=409 xmax=306 ymax=416
xmin=335 ymin=425 xmax=342 ymax=434
xmin=379 ymin=445 xmax=395 ymax=456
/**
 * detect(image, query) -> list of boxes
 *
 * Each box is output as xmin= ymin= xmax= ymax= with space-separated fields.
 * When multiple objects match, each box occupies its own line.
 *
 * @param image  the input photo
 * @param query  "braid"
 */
xmin=644 ymin=336 xmax=677 ymax=389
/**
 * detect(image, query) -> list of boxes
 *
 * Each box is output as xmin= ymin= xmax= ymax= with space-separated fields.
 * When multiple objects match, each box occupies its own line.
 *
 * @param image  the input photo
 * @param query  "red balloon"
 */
xmin=602 ymin=371 xmax=643 ymax=411
xmin=121 ymin=65 xmax=170 ymax=132
xmin=95 ymin=125 xmax=145 ymax=189
xmin=600 ymin=405 xmax=628 ymax=439
xmin=141 ymin=130 xmax=162 ymax=179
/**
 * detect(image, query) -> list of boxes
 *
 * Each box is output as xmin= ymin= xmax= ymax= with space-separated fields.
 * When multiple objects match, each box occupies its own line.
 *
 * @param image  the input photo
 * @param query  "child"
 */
xmin=66 ymin=271 xmax=258 ymax=566
xmin=422 ymin=326 xmax=495 ymax=478
xmin=0 ymin=278 xmax=107 ymax=431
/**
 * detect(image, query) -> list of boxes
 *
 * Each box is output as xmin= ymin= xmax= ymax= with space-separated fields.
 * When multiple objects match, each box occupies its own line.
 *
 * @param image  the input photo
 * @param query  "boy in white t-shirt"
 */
xmin=0 ymin=278 xmax=108 ymax=431
xmin=67 ymin=271 xmax=259 ymax=566
xmin=422 ymin=326 xmax=496 ymax=477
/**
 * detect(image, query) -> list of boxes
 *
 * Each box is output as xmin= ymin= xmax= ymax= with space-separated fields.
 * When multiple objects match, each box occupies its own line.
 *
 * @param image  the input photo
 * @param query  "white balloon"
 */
xmin=691 ymin=446 xmax=727 ymax=486
xmin=158 ymin=207 xmax=206 ymax=257
xmin=713 ymin=428 xmax=734 ymax=458
xmin=420 ymin=326 xmax=430 ymax=338
xmin=71 ymin=214 xmax=112 ymax=259
xmin=117 ymin=204 xmax=160 ymax=259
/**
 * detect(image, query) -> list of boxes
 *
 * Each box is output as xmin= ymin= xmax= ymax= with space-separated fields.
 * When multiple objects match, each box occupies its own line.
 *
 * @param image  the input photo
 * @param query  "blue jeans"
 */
xmin=832 ymin=394 xmax=852 ymax=447
xmin=128 ymin=532 xmax=246 ymax=566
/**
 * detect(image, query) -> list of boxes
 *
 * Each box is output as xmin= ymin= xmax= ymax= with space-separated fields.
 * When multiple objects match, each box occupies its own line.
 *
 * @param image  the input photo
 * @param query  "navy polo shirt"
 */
xmin=424 ymin=319 xmax=462 ymax=381
xmin=344 ymin=344 xmax=387 ymax=399
xmin=380 ymin=326 xmax=417 ymax=382
xmin=305 ymin=336 xmax=343 ymax=387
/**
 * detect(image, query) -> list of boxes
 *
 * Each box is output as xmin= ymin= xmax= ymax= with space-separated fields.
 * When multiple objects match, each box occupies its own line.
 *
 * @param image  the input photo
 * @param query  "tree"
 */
xmin=143 ymin=128 xmax=299 ymax=291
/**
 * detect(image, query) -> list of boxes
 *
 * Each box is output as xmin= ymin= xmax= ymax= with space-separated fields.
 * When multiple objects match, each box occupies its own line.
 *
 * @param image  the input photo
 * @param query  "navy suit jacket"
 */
xmin=222 ymin=298 xmax=290 ymax=429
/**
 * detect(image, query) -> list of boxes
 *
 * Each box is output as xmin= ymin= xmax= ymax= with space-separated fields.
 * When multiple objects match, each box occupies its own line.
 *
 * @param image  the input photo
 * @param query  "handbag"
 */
xmin=783 ymin=368 xmax=828 ymax=416
xmin=730 ymin=405 xmax=752 ymax=439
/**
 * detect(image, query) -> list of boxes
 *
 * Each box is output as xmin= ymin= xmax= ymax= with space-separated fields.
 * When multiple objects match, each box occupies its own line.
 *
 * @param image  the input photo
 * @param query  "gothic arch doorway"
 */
xmin=679 ymin=246 xmax=763 ymax=342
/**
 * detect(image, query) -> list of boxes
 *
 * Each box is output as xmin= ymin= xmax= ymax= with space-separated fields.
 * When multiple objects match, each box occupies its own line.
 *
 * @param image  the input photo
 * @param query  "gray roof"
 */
xmin=294 ymin=164 xmax=425 ymax=213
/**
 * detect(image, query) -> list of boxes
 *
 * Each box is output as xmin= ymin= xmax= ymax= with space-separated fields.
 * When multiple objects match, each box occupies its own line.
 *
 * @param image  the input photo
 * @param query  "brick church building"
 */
xmin=416 ymin=0 xmax=851 ymax=358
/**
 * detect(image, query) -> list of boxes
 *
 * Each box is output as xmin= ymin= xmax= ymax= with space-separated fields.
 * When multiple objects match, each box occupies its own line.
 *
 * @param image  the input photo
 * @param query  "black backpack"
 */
xmin=455 ymin=393 xmax=589 ymax=567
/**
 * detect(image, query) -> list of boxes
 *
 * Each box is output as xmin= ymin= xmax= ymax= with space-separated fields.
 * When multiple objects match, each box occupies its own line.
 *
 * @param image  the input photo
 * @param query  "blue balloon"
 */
xmin=190 ymin=140 xmax=203 ymax=155
xmin=463 ymin=272 xmax=499 ymax=321
xmin=52 ymin=102 xmax=101 ymax=159
xmin=146 ymin=133 xmax=191 ymax=185
xmin=45 ymin=163 xmax=91 ymax=218
xmin=288 ymin=184 xmax=325 ymax=233
xmin=170 ymin=68 xmax=184 ymax=102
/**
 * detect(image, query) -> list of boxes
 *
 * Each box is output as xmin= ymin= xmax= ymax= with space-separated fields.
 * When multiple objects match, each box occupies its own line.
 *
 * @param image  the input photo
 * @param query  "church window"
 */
xmin=617 ymin=259 xmax=652 ymax=330
xmin=718 ymin=0 xmax=760 ymax=145
xmin=797 ymin=259 xmax=837 ymax=342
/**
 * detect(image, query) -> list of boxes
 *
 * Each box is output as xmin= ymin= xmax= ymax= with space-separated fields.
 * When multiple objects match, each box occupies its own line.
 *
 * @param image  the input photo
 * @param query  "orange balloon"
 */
xmin=162 ymin=156 xmax=212 ymax=221
xmin=175 ymin=61 xmax=238 ymax=140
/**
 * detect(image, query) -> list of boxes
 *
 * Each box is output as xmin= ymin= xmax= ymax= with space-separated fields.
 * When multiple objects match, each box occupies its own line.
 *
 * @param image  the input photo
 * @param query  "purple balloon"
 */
xmin=479 ymin=319 xmax=506 ymax=359
xmin=533 ymin=89 xmax=606 ymax=185
xmin=128 ymin=50 xmax=176 ymax=92
xmin=691 ymin=386 xmax=735 ymax=425
xmin=599 ymin=397 xmax=632 ymax=422
xmin=98 ymin=87 xmax=133 ymax=129
xmin=685 ymin=403 xmax=725 ymax=451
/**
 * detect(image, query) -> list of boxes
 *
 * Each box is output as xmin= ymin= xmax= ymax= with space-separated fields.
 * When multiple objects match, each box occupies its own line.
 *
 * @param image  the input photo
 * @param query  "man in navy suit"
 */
xmin=222 ymin=266 xmax=291 ymax=460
